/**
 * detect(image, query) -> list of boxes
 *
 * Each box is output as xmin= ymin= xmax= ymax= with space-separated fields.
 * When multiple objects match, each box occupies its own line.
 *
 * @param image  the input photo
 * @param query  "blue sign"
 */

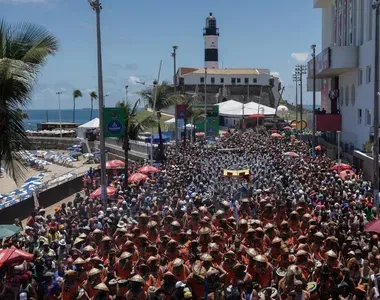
xmin=107 ymin=120 xmax=123 ymax=135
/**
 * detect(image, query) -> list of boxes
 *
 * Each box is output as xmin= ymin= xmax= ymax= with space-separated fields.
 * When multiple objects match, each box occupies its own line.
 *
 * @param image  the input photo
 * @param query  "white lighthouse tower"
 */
xmin=204 ymin=13 xmax=219 ymax=69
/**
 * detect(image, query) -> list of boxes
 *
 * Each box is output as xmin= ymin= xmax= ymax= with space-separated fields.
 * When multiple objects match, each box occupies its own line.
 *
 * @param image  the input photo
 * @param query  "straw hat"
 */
xmin=173 ymin=258 xmax=184 ymax=267
xmin=119 ymin=252 xmax=133 ymax=260
xmin=246 ymin=248 xmax=257 ymax=258
xmin=65 ymin=269 xmax=77 ymax=276
xmin=101 ymin=236 xmax=112 ymax=242
xmin=78 ymin=233 xmax=87 ymax=239
xmin=148 ymin=221 xmax=157 ymax=228
xmin=130 ymin=275 xmax=145 ymax=283
xmin=200 ymin=253 xmax=213 ymax=262
xmin=314 ymin=232 xmax=325 ymax=239
xmin=253 ymin=255 xmax=268 ymax=263
xmin=88 ymin=268 xmax=101 ymax=277
xmin=192 ymin=264 xmax=207 ymax=278
xmin=83 ymin=245 xmax=95 ymax=252
xmin=326 ymin=250 xmax=337 ymax=258
xmin=93 ymin=228 xmax=103 ymax=234
xmin=73 ymin=258 xmax=86 ymax=265
xmin=73 ymin=238 xmax=84 ymax=245
xmin=94 ymin=283 xmax=109 ymax=292
xmin=296 ymin=250 xmax=309 ymax=257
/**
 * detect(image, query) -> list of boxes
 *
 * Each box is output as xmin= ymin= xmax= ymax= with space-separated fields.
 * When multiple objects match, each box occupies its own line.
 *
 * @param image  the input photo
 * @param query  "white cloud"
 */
xmin=291 ymin=52 xmax=310 ymax=63
xmin=128 ymin=76 xmax=141 ymax=85
xmin=270 ymin=71 xmax=280 ymax=78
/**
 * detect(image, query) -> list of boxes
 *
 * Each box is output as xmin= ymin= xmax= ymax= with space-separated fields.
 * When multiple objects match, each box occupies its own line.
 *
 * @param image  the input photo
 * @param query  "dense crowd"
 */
xmin=0 ymin=129 xmax=378 ymax=300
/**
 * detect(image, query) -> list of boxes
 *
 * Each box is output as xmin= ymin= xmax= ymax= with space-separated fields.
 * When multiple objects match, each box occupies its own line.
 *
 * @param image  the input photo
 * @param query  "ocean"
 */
xmin=24 ymin=109 xmax=99 ymax=131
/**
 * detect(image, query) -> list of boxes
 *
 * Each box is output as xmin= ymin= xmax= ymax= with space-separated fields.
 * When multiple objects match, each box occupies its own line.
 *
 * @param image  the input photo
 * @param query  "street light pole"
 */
xmin=56 ymin=91 xmax=63 ymax=138
xmin=292 ymin=73 xmax=299 ymax=131
xmin=373 ymin=1 xmax=380 ymax=207
xmin=172 ymin=46 xmax=178 ymax=92
xmin=89 ymin=0 xmax=107 ymax=202
xmin=204 ymin=68 xmax=208 ymax=138
xmin=311 ymin=44 xmax=317 ymax=157
xmin=295 ymin=64 xmax=307 ymax=135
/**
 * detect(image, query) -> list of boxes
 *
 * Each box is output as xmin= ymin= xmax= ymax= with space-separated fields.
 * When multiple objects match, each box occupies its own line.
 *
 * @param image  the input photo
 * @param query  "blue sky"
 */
xmin=2 ymin=0 xmax=321 ymax=109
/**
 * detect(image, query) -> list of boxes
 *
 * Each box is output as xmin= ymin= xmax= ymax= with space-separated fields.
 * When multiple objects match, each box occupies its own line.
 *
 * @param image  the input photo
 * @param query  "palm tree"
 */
xmin=115 ymin=99 xmax=155 ymax=187
xmin=0 ymin=19 xmax=59 ymax=181
xmin=89 ymin=91 xmax=98 ymax=120
xmin=73 ymin=89 xmax=83 ymax=122
xmin=139 ymin=81 xmax=177 ymax=161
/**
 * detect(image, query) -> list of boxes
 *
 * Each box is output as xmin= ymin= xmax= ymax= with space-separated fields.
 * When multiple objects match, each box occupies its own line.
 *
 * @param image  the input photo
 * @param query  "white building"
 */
xmin=310 ymin=0 xmax=376 ymax=151
xmin=175 ymin=13 xmax=282 ymax=108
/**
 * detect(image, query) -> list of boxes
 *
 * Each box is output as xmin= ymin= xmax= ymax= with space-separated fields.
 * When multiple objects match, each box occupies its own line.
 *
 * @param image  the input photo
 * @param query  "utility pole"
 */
xmin=204 ymin=68 xmax=208 ymax=138
xmin=56 ymin=91 xmax=63 ymax=138
xmin=293 ymin=73 xmax=299 ymax=131
xmin=295 ymin=64 xmax=307 ymax=135
xmin=311 ymin=44 xmax=317 ymax=157
xmin=373 ymin=1 xmax=380 ymax=208
xmin=89 ymin=0 xmax=106 ymax=202
xmin=172 ymin=46 xmax=178 ymax=92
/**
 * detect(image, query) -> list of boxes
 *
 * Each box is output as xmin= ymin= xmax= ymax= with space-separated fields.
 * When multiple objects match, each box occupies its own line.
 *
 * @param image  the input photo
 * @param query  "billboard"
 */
xmin=103 ymin=107 xmax=125 ymax=138
xmin=194 ymin=105 xmax=219 ymax=137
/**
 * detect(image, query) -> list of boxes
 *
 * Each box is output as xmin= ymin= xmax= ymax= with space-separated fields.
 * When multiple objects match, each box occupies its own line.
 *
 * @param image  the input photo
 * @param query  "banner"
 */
xmin=176 ymin=104 xmax=187 ymax=120
xmin=103 ymin=107 xmax=125 ymax=138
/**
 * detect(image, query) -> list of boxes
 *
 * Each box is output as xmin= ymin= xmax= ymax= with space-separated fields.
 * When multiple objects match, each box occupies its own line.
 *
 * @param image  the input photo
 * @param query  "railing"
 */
xmin=105 ymin=138 xmax=154 ymax=155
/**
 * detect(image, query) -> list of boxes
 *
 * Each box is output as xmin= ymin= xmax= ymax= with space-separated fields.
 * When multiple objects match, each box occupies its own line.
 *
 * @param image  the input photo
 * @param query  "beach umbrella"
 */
xmin=13 ymin=189 xmax=27 ymax=196
xmin=0 ymin=248 xmax=34 ymax=267
xmin=38 ymin=172 xmax=47 ymax=177
xmin=69 ymin=151 xmax=82 ymax=158
xmin=271 ymin=133 xmax=284 ymax=139
xmin=0 ymin=194 xmax=8 ymax=199
xmin=283 ymin=152 xmax=299 ymax=157
xmin=365 ymin=219 xmax=380 ymax=233
xmin=331 ymin=163 xmax=351 ymax=172
xmin=90 ymin=186 xmax=117 ymax=199
xmin=138 ymin=165 xmax=160 ymax=174
xmin=67 ymin=147 xmax=75 ymax=151
xmin=3 ymin=196 xmax=14 ymax=202
xmin=83 ymin=153 xmax=94 ymax=158
xmin=128 ymin=173 xmax=148 ymax=183
xmin=24 ymin=177 xmax=40 ymax=183
xmin=99 ymin=161 xmax=119 ymax=169
xmin=0 ymin=225 xmax=21 ymax=239
xmin=111 ymin=160 xmax=125 ymax=167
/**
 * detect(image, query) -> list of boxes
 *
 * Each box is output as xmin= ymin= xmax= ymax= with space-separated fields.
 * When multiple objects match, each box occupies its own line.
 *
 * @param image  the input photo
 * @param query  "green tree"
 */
xmin=115 ymin=99 xmax=155 ymax=185
xmin=139 ymin=81 xmax=176 ymax=161
xmin=89 ymin=91 xmax=98 ymax=120
xmin=0 ymin=19 xmax=58 ymax=181
xmin=73 ymin=89 xmax=83 ymax=122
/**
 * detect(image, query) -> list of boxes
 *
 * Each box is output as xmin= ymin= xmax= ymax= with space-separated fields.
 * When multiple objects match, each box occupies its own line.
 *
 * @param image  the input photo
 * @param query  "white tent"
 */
xmin=216 ymin=100 xmax=275 ymax=116
xmin=77 ymin=118 xmax=100 ymax=139
xmin=164 ymin=118 xmax=176 ymax=124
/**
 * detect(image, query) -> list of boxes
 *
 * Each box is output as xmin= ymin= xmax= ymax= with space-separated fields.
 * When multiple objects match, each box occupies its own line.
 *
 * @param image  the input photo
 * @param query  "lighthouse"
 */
xmin=203 ymin=13 xmax=219 ymax=69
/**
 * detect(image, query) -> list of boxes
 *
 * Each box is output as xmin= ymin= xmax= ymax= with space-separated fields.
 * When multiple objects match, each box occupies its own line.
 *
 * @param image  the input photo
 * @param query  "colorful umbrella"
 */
xmin=271 ymin=133 xmax=284 ymax=139
xmin=283 ymin=152 xmax=299 ymax=157
xmin=90 ymin=186 xmax=117 ymax=199
xmin=331 ymin=163 xmax=351 ymax=172
xmin=98 ymin=161 xmax=120 ymax=169
xmin=111 ymin=160 xmax=125 ymax=167
xmin=128 ymin=173 xmax=148 ymax=183
xmin=0 ymin=225 xmax=21 ymax=239
xmin=365 ymin=219 xmax=380 ymax=233
xmin=138 ymin=165 xmax=160 ymax=174
xmin=24 ymin=177 xmax=40 ymax=183
xmin=0 ymin=248 xmax=34 ymax=267
xmin=195 ymin=132 xmax=205 ymax=137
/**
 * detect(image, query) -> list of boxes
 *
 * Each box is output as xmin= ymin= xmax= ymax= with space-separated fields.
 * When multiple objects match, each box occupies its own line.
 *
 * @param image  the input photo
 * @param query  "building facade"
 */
xmin=311 ymin=0 xmax=376 ymax=151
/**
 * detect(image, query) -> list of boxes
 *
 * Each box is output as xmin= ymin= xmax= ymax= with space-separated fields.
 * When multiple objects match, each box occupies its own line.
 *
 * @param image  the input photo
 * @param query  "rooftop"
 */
xmin=184 ymin=68 xmax=261 ymax=76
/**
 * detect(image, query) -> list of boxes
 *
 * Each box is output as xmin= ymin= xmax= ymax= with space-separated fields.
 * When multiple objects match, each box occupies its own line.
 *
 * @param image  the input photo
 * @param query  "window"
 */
xmin=237 ymin=78 xmax=241 ymax=84
xmin=244 ymin=78 xmax=249 ymax=84
xmin=231 ymin=78 xmax=236 ymax=84
xmin=365 ymin=109 xmax=372 ymax=126
xmin=211 ymin=77 xmax=215 ymax=84
xmin=358 ymin=109 xmax=362 ymax=124
xmin=368 ymin=0 xmax=373 ymax=41
xmin=209 ymin=19 xmax=216 ymax=28
xmin=220 ymin=78 xmax=224 ymax=84
xmin=253 ymin=78 xmax=257 ymax=83
xmin=340 ymin=86 xmax=344 ymax=107
xmin=200 ymin=77 xmax=204 ymax=83
xmin=345 ymin=86 xmax=349 ymax=106
xmin=351 ymin=84 xmax=356 ymax=106
xmin=366 ymin=66 xmax=372 ymax=83
xmin=359 ymin=69 xmax=363 ymax=85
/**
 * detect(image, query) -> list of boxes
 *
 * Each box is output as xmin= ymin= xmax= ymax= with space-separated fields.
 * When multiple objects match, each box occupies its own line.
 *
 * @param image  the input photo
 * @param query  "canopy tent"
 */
xmin=216 ymin=100 xmax=276 ymax=116
xmin=164 ymin=118 xmax=176 ymax=124
xmin=77 ymin=118 xmax=100 ymax=139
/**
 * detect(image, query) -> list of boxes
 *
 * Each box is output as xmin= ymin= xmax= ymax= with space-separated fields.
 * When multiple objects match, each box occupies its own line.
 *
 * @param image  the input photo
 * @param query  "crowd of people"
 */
xmin=0 ymin=129 xmax=379 ymax=300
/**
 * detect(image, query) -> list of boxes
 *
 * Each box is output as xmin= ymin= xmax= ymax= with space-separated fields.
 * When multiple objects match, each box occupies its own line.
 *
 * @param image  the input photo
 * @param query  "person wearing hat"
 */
xmin=187 ymin=264 xmax=207 ymax=300
xmin=295 ymin=249 xmax=313 ymax=279
xmin=251 ymin=254 xmax=273 ymax=289
xmin=93 ymin=282 xmax=112 ymax=300
xmin=311 ymin=232 xmax=325 ymax=261
xmin=146 ymin=220 xmax=159 ymax=244
xmin=73 ymin=257 xmax=88 ymax=286
xmin=168 ymin=258 xmax=190 ymax=282
xmin=267 ymin=237 xmax=283 ymax=265
xmin=115 ymin=252 xmax=133 ymax=280
xmin=136 ymin=264 xmax=155 ymax=293
xmin=82 ymin=268 xmax=102 ymax=298
xmin=125 ymin=275 xmax=147 ymax=300
xmin=164 ymin=239 xmax=182 ymax=262
xmin=62 ymin=270 xmax=79 ymax=300
xmin=157 ymin=272 xmax=176 ymax=299
xmin=221 ymin=251 xmax=237 ymax=274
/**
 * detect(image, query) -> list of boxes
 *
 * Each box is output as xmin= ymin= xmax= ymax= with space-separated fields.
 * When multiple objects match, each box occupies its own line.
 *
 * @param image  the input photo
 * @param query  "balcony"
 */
xmin=307 ymin=46 xmax=358 ymax=79
xmin=314 ymin=0 xmax=333 ymax=8
xmin=316 ymin=114 xmax=342 ymax=132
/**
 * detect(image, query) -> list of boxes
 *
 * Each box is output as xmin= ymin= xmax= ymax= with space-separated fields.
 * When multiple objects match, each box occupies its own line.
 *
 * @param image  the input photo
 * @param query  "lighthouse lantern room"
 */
xmin=203 ymin=13 xmax=219 ymax=69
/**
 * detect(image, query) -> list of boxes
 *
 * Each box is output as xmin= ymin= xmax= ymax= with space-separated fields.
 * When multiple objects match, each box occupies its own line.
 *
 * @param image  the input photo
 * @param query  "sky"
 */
xmin=1 ymin=0 xmax=322 ymax=109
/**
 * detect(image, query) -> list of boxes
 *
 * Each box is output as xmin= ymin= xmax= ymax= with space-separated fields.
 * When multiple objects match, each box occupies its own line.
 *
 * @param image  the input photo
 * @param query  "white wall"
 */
xmin=183 ymin=72 xmax=275 ymax=86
